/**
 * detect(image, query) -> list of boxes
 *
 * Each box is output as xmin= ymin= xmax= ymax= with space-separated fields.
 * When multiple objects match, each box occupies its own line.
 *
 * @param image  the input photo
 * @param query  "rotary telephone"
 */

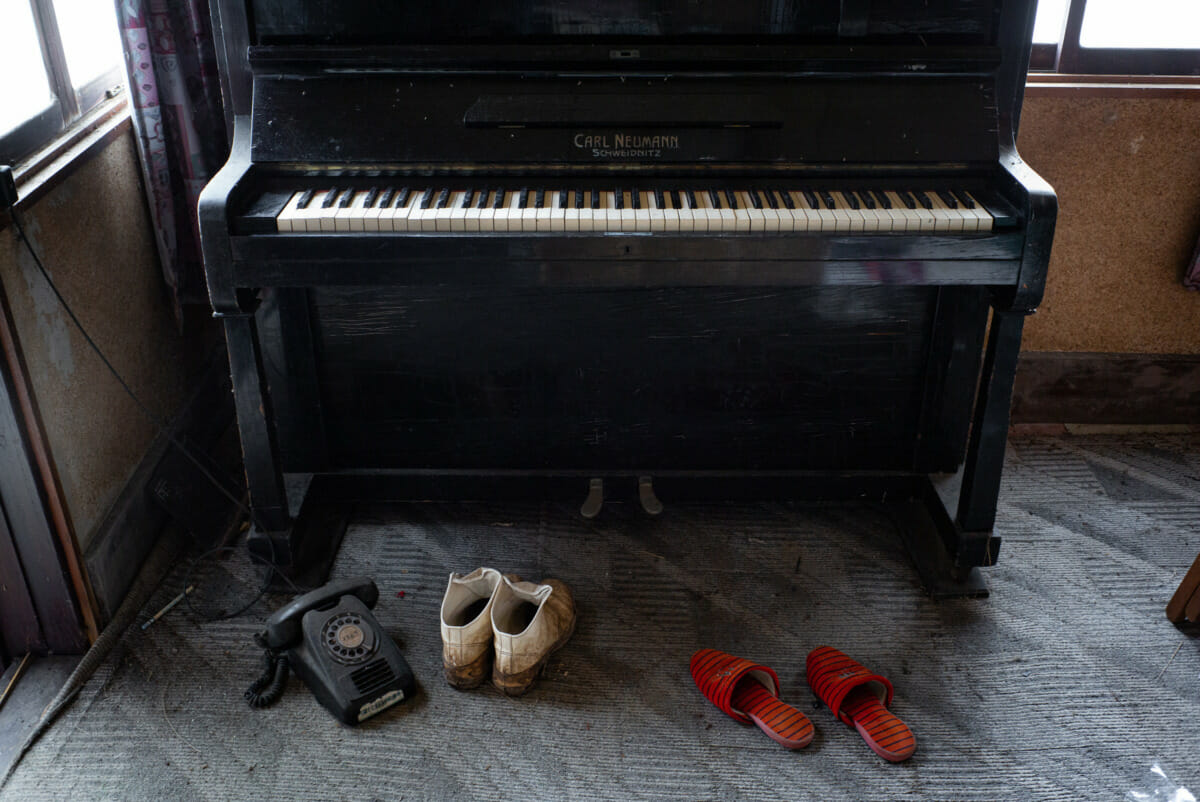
xmin=245 ymin=578 xmax=416 ymax=725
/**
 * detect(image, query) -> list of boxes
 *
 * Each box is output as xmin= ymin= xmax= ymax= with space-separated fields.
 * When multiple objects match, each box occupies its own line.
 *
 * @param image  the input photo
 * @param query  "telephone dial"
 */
xmin=246 ymin=578 xmax=416 ymax=724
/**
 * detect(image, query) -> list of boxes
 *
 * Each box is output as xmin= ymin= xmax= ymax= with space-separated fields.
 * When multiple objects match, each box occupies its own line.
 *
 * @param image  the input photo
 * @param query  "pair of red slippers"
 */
xmin=691 ymin=646 xmax=916 ymax=762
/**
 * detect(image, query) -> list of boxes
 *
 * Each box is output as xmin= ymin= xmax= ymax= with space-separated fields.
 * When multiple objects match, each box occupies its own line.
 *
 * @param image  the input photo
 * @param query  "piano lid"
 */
xmin=249 ymin=0 xmax=998 ymax=47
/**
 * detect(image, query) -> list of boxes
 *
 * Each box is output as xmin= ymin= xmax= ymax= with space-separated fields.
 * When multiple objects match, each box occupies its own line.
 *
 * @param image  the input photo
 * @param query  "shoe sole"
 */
xmin=444 ymin=648 xmax=491 ymax=690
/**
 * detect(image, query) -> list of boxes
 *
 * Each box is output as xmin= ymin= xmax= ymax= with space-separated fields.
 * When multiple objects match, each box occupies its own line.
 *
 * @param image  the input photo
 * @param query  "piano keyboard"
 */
xmin=275 ymin=187 xmax=994 ymax=234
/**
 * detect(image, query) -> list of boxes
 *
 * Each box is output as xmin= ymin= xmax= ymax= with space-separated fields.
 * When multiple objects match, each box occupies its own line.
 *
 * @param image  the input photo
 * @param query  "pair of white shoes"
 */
xmin=439 ymin=568 xmax=577 ymax=696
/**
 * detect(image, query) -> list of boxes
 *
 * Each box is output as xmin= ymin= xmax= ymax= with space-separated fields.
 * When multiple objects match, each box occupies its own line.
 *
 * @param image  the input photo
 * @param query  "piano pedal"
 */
xmin=638 ymin=476 xmax=664 ymax=516
xmin=580 ymin=477 xmax=605 ymax=519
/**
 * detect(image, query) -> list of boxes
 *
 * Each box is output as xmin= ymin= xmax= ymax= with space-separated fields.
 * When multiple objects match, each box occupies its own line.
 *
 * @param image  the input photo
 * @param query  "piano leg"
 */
xmin=891 ymin=309 xmax=1024 ymax=598
xmin=956 ymin=309 xmax=1025 ymax=535
xmin=224 ymin=314 xmax=290 ymax=533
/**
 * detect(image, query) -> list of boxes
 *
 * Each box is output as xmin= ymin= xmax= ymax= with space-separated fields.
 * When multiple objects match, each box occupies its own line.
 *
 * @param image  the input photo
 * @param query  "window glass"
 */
xmin=1032 ymin=0 xmax=1070 ymax=44
xmin=1 ymin=2 xmax=55 ymax=136
xmin=1080 ymin=0 xmax=1200 ymax=48
xmin=53 ymin=0 xmax=124 ymax=88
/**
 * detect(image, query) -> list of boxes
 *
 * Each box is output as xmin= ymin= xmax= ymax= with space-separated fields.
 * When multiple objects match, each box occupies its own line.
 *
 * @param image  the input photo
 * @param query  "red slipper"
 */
xmin=690 ymin=648 xmax=814 ymax=749
xmin=806 ymin=646 xmax=916 ymax=762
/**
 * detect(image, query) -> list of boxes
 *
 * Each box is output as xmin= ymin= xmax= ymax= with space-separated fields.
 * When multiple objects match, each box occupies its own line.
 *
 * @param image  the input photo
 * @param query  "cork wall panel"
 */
xmin=0 ymin=131 xmax=187 ymax=550
xmin=1017 ymin=95 xmax=1200 ymax=354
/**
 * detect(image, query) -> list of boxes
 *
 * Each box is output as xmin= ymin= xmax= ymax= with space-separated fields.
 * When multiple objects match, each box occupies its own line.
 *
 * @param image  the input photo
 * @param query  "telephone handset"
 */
xmin=248 ymin=577 xmax=416 ymax=725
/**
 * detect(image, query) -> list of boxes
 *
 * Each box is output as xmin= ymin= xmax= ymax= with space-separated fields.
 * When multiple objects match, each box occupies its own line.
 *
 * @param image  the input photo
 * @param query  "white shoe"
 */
xmin=440 ymin=567 xmax=514 ymax=689
xmin=490 ymin=575 xmax=576 ymax=696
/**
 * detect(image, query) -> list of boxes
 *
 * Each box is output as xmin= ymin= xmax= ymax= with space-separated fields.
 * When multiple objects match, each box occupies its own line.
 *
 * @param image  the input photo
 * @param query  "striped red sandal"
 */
xmin=690 ymin=648 xmax=814 ymax=749
xmin=806 ymin=646 xmax=916 ymax=762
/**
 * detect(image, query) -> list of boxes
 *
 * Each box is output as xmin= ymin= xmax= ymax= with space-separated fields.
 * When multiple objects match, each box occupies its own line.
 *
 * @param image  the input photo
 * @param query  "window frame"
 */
xmin=1030 ymin=0 xmax=1200 ymax=75
xmin=0 ymin=0 xmax=125 ymax=167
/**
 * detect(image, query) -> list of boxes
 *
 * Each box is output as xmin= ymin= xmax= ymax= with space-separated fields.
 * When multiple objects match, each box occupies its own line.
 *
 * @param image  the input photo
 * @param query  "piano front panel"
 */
xmin=249 ymin=74 xmax=999 ymax=166
xmin=253 ymin=284 xmax=979 ymax=473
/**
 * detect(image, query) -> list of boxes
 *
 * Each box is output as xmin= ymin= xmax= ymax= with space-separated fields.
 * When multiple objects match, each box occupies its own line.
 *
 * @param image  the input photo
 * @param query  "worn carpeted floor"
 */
xmin=3 ymin=432 xmax=1199 ymax=801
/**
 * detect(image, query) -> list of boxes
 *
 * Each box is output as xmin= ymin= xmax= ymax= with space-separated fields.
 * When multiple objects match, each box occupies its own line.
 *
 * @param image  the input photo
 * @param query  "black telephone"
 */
xmin=246 ymin=578 xmax=416 ymax=725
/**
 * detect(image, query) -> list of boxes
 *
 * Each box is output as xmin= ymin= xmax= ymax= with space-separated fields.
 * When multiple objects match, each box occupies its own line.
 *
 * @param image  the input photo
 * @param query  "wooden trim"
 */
xmin=1012 ymin=352 xmax=1200 ymax=425
xmin=1025 ymin=75 xmax=1200 ymax=98
xmin=0 ymin=268 xmax=98 ymax=646
xmin=0 ymin=98 xmax=130 ymax=227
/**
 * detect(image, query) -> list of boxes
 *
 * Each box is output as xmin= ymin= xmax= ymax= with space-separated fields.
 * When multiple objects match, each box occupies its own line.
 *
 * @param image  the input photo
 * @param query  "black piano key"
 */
xmin=378 ymin=188 xmax=395 ymax=208
xmin=872 ymin=190 xmax=891 ymax=209
xmin=321 ymin=188 xmax=339 ymax=208
xmin=419 ymin=188 xmax=435 ymax=209
xmin=493 ymin=189 xmax=506 ymax=209
xmin=953 ymin=189 xmax=976 ymax=209
xmin=461 ymin=189 xmax=474 ymax=208
xmin=841 ymin=191 xmax=860 ymax=210
xmin=762 ymin=190 xmax=777 ymax=210
xmin=475 ymin=189 xmax=489 ymax=209
xmin=724 ymin=189 xmax=738 ymax=209
xmin=857 ymin=190 xmax=875 ymax=209
xmin=435 ymin=188 xmax=451 ymax=209
xmin=672 ymin=190 xmax=684 ymax=210
xmin=558 ymin=189 xmax=568 ymax=208
xmin=747 ymin=190 xmax=762 ymax=210
xmin=296 ymin=189 xmax=315 ymax=209
xmin=686 ymin=190 xmax=698 ymax=209
xmin=614 ymin=189 xmax=624 ymax=210
xmin=708 ymin=189 xmax=722 ymax=208
xmin=535 ymin=189 xmax=546 ymax=208
xmin=591 ymin=190 xmax=601 ymax=210
xmin=898 ymin=190 xmax=917 ymax=209
xmin=937 ymin=190 xmax=958 ymax=209
xmin=778 ymin=190 xmax=795 ymax=210
xmin=338 ymin=189 xmax=355 ymax=208
xmin=820 ymin=191 xmax=836 ymax=210
xmin=654 ymin=189 xmax=665 ymax=209
xmin=915 ymin=191 xmax=934 ymax=210
xmin=574 ymin=189 xmax=584 ymax=209
xmin=800 ymin=190 xmax=818 ymax=209
xmin=631 ymin=189 xmax=641 ymax=210
xmin=517 ymin=188 xmax=529 ymax=208
xmin=363 ymin=187 xmax=379 ymax=208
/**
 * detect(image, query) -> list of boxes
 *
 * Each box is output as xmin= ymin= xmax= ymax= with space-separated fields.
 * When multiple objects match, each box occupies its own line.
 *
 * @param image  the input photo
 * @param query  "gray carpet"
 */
xmin=3 ymin=432 xmax=1199 ymax=801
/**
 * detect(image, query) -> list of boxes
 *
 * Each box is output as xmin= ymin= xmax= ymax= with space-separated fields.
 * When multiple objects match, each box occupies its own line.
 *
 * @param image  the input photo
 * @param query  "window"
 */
xmin=0 ymin=0 xmax=125 ymax=166
xmin=1031 ymin=0 xmax=1200 ymax=74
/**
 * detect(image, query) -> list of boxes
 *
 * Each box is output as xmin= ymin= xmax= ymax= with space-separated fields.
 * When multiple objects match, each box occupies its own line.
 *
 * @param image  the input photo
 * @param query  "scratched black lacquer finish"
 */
xmin=199 ymin=0 xmax=1056 ymax=594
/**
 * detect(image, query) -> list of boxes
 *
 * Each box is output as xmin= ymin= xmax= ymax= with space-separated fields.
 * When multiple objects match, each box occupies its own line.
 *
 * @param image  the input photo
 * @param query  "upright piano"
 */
xmin=200 ymin=0 xmax=1056 ymax=596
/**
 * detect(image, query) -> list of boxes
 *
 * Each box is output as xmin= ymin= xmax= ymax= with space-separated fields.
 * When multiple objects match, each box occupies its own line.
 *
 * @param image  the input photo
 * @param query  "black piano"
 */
xmin=199 ymin=0 xmax=1056 ymax=596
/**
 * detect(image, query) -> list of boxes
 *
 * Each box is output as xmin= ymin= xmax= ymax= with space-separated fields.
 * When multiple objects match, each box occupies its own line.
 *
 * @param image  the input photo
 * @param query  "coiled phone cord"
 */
xmin=244 ymin=647 xmax=289 ymax=708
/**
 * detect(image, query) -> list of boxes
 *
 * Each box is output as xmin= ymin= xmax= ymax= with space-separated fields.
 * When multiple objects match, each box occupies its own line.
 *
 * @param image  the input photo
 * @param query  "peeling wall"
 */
xmin=1018 ymin=94 xmax=1200 ymax=354
xmin=0 ymin=130 xmax=187 ymax=551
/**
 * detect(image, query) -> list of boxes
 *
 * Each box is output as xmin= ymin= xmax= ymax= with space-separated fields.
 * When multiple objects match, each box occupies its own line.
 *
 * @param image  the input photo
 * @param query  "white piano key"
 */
xmin=661 ymin=191 xmax=682 ymax=232
xmin=519 ymin=190 xmax=539 ymax=231
xmin=362 ymin=189 xmax=390 ymax=231
xmin=881 ymin=192 xmax=913 ymax=232
xmin=758 ymin=191 xmax=784 ymax=232
xmin=548 ymin=190 xmax=566 ymax=233
xmin=564 ymin=191 xmax=580 ymax=232
xmin=276 ymin=191 xmax=305 ymax=232
xmin=647 ymin=191 xmax=667 ymax=232
xmin=388 ymin=189 xmax=419 ymax=232
xmin=634 ymin=192 xmax=652 ymax=232
xmin=577 ymin=191 xmax=597 ymax=232
xmin=960 ymin=191 xmax=993 ymax=232
xmin=924 ymin=192 xmax=957 ymax=232
xmin=618 ymin=191 xmax=637 ymax=232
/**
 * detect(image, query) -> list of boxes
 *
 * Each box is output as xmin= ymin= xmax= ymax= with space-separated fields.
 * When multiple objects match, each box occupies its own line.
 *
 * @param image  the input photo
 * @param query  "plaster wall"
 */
xmin=1018 ymin=94 xmax=1200 ymax=354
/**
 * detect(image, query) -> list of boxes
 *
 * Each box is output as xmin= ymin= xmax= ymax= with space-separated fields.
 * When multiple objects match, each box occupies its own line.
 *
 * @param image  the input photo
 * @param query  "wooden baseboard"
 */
xmin=83 ymin=352 xmax=233 ymax=623
xmin=1012 ymin=352 xmax=1200 ymax=425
